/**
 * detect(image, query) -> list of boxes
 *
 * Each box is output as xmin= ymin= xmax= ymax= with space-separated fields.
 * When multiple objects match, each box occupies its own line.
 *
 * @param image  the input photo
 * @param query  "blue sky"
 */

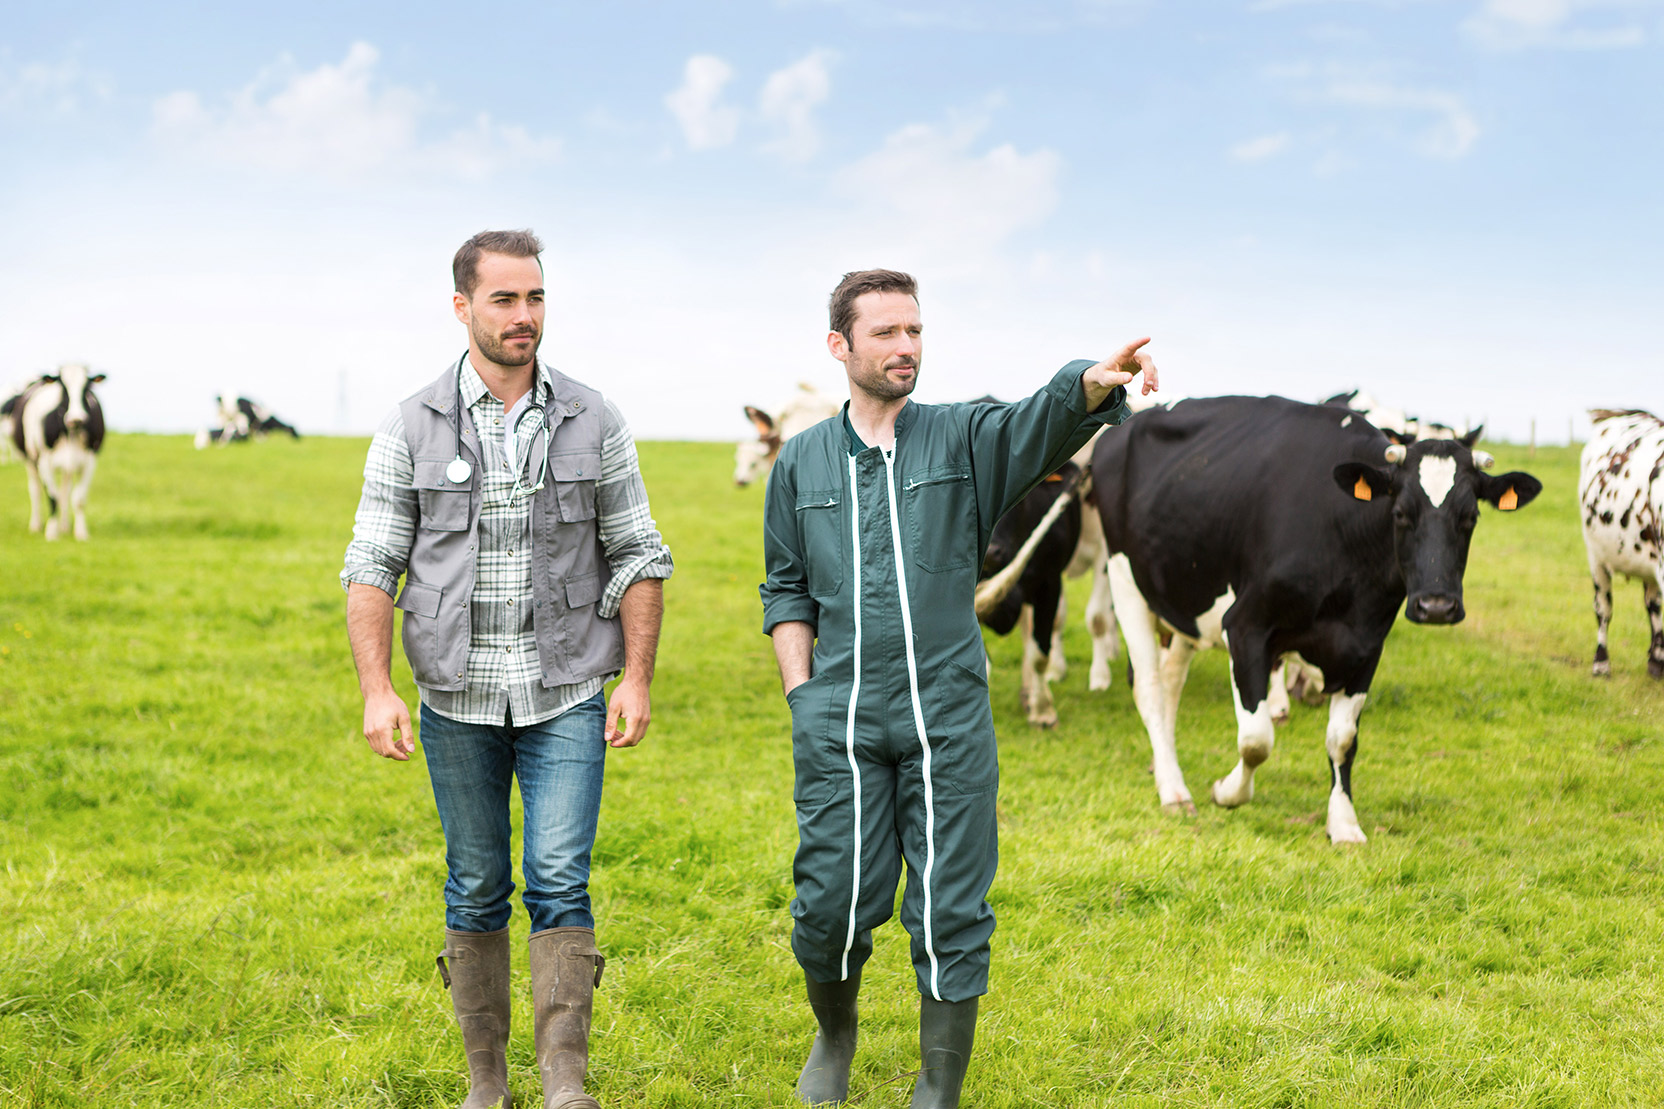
xmin=2 ymin=0 xmax=1659 ymax=442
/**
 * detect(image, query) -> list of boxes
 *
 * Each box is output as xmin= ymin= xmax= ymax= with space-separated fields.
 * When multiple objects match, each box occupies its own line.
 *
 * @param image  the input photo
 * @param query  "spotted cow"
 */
xmin=1580 ymin=408 xmax=1664 ymax=678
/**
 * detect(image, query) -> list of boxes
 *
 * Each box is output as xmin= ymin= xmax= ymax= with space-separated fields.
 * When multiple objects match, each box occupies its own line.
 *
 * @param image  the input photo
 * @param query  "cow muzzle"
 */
xmin=1406 ymin=593 xmax=1464 ymax=625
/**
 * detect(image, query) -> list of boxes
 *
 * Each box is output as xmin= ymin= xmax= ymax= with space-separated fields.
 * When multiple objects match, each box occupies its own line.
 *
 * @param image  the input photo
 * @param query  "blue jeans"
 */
xmin=418 ymin=694 xmax=607 ymax=934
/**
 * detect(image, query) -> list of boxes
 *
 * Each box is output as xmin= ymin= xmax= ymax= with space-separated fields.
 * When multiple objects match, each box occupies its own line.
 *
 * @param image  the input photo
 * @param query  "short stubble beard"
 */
xmin=472 ymin=317 xmax=540 ymax=368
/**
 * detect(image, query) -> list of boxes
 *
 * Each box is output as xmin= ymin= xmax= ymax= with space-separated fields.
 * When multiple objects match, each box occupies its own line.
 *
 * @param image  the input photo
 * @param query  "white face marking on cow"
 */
xmin=1340 ymin=415 xmax=1352 ymax=427
xmin=1418 ymin=455 xmax=1458 ymax=508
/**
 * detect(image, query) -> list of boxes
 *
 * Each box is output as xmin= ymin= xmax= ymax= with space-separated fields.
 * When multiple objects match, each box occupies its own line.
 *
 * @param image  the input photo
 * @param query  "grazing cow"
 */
xmin=1580 ymin=408 xmax=1664 ymax=678
xmin=10 ymin=364 xmax=107 ymax=540
xmin=977 ymin=461 xmax=1084 ymax=727
xmin=735 ymin=384 xmax=840 ymax=486
xmin=1092 ymin=396 xmax=1540 ymax=843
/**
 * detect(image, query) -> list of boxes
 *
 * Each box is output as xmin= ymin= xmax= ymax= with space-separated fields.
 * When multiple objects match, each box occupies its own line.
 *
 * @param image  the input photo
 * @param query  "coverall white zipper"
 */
xmin=883 ymin=447 xmax=942 ymax=1000
xmin=840 ymin=454 xmax=863 ymax=980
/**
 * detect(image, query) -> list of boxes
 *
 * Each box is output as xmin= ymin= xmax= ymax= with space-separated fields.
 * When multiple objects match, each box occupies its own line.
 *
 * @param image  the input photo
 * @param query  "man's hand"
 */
xmin=1082 ymin=337 xmax=1159 ymax=411
xmin=606 ymin=675 xmax=652 ymax=748
xmin=363 ymin=688 xmax=415 ymax=760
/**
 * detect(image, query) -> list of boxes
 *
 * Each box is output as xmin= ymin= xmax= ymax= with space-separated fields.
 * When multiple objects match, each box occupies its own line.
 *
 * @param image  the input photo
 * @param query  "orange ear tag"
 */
xmin=1353 ymin=475 xmax=1373 ymax=501
xmin=1499 ymin=486 xmax=1518 ymax=511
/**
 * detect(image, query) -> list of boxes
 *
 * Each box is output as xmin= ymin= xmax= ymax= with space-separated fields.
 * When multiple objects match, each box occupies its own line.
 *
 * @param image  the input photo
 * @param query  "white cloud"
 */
xmin=1463 ymin=0 xmax=1652 ymax=48
xmin=1327 ymin=81 xmax=1480 ymax=158
xmin=665 ymin=54 xmax=740 ymax=150
xmin=832 ymin=116 xmax=1062 ymax=259
xmin=150 ymin=42 xmax=558 ymax=182
xmin=0 ymin=53 xmax=110 ymax=115
xmin=1231 ymin=132 xmax=1294 ymax=161
xmin=759 ymin=50 xmax=836 ymax=162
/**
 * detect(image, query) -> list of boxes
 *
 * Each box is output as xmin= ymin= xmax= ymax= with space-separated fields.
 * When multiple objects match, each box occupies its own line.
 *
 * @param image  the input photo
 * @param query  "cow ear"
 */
xmin=1382 ymin=427 xmax=1411 ymax=446
xmin=1477 ymin=471 xmax=1541 ymax=511
xmin=1334 ymin=462 xmax=1390 ymax=503
xmin=89 ymin=373 xmax=106 ymax=383
xmin=745 ymin=405 xmax=775 ymax=436
xmin=1459 ymin=425 xmax=1484 ymax=449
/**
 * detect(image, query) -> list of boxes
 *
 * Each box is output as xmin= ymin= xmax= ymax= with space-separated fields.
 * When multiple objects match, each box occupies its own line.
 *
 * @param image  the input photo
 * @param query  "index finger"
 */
xmin=1137 ymin=352 xmax=1159 ymax=395
xmin=1110 ymin=336 xmax=1151 ymax=367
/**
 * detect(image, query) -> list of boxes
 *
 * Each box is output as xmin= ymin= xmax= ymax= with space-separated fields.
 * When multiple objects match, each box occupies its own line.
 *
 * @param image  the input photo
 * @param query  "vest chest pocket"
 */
xmin=413 ymin=459 xmax=473 ymax=531
xmin=795 ymin=489 xmax=844 ymax=599
xmin=904 ymin=466 xmax=975 ymax=571
xmin=549 ymin=451 xmax=599 ymax=522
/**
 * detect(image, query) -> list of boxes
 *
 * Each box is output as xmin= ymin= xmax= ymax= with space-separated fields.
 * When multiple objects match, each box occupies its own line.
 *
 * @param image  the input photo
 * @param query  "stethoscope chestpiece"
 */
xmin=446 ymin=456 xmax=473 ymax=484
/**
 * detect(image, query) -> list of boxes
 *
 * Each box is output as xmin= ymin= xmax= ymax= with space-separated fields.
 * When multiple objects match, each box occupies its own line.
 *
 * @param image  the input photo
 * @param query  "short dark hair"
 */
xmin=453 ymin=229 xmax=544 ymax=298
xmin=829 ymin=269 xmax=918 ymax=345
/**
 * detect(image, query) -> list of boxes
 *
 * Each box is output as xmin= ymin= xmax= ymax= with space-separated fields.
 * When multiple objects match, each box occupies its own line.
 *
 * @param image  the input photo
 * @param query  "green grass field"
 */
xmin=2 ymin=433 xmax=1660 ymax=1108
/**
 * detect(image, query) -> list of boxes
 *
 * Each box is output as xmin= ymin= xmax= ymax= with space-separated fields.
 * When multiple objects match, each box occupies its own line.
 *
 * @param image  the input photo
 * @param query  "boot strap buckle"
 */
xmin=593 ymin=953 xmax=606 ymax=988
xmin=435 ymin=954 xmax=452 ymax=989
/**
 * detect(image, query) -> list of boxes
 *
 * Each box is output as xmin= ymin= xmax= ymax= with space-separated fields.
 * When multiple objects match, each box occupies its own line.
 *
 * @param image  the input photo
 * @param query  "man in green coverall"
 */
xmin=759 ymin=269 xmax=1159 ymax=1107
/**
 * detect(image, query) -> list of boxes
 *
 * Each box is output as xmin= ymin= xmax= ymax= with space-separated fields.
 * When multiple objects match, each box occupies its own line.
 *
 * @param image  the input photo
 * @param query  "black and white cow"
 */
xmin=978 ymin=461 xmax=1085 ymax=727
xmin=1580 ymin=408 xmax=1664 ymax=679
xmin=10 ymin=364 xmax=106 ymax=540
xmin=1091 ymin=395 xmax=1540 ymax=843
xmin=195 ymin=395 xmax=299 ymax=448
xmin=734 ymin=384 xmax=841 ymax=486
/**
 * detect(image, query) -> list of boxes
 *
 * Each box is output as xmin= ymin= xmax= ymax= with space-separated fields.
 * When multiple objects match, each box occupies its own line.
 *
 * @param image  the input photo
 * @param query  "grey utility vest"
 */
xmin=392 ymin=363 xmax=624 ymax=692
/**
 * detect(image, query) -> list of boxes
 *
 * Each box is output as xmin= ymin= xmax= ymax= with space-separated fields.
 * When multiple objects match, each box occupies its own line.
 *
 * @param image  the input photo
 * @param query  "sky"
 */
xmin=2 ymin=0 xmax=1660 ymax=444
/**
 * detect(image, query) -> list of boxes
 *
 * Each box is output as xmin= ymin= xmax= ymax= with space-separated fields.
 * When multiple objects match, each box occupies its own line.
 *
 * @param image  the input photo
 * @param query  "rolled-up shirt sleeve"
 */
xmin=595 ymin=399 xmax=674 ymax=619
xmin=340 ymin=407 xmax=417 ymax=598
xmin=759 ymin=440 xmax=818 ymax=637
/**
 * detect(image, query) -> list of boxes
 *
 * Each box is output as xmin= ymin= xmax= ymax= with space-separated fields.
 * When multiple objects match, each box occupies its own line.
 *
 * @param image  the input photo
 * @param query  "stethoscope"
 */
xmin=447 ymin=354 xmax=555 ymax=500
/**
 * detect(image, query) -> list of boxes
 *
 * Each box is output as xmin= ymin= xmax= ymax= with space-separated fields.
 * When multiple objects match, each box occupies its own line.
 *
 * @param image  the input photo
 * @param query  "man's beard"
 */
xmin=850 ymin=355 xmax=919 ymax=401
xmin=473 ymin=319 xmax=540 ymax=366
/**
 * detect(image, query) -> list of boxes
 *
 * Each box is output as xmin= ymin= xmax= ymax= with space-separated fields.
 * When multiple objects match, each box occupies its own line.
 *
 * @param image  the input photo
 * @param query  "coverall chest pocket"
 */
xmin=795 ymin=489 xmax=844 ymax=599
xmin=413 ymin=459 xmax=473 ymax=531
xmin=549 ymin=451 xmax=599 ymax=522
xmin=904 ymin=467 xmax=975 ymax=572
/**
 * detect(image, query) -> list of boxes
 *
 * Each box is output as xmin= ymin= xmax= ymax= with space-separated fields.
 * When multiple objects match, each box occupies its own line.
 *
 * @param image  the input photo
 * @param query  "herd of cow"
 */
xmin=1 ymin=364 xmax=299 ymax=541
xmin=736 ymin=384 xmax=1664 ymax=844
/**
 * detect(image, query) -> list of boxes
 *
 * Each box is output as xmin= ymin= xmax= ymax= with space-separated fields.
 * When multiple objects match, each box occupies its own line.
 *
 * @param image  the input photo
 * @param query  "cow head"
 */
xmin=50 ymin=364 xmax=104 ymax=432
xmin=1334 ymin=439 xmax=1541 ymax=625
xmin=734 ymin=405 xmax=782 ymax=486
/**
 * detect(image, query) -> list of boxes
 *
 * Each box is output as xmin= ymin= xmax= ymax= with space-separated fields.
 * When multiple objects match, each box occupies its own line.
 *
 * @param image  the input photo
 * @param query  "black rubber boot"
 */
xmin=910 ymin=996 xmax=978 ymax=1109
xmin=795 ymin=971 xmax=861 ymax=1105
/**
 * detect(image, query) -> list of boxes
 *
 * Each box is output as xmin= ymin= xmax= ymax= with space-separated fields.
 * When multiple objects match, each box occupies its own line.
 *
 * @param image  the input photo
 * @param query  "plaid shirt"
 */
xmin=342 ymin=360 xmax=673 ymax=726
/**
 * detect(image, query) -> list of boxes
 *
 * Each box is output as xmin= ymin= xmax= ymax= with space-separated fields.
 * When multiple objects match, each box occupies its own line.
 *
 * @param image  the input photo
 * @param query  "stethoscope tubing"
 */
xmin=448 ymin=353 xmax=552 ymax=496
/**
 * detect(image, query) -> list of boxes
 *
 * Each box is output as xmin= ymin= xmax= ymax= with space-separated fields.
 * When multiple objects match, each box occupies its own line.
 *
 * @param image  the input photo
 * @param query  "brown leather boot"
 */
xmin=528 ymin=927 xmax=606 ymax=1109
xmin=437 ymin=927 xmax=513 ymax=1109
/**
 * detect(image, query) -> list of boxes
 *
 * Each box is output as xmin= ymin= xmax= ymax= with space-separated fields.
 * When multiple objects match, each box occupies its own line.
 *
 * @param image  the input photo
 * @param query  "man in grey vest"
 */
xmin=343 ymin=228 xmax=673 ymax=1109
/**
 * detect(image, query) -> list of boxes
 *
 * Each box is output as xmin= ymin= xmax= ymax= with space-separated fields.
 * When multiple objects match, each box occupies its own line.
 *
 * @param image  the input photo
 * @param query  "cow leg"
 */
xmin=1107 ymin=554 xmax=1193 ymax=812
xmin=1589 ymin=561 xmax=1614 ymax=677
xmin=70 ymin=456 xmax=95 ymax=541
xmin=1324 ymin=692 xmax=1369 ymax=844
xmin=1022 ymin=598 xmax=1060 ymax=729
xmin=24 ymin=457 xmax=44 ymax=532
xmin=1212 ymin=646 xmax=1276 ymax=809
xmin=42 ymin=457 xmax=67 ymax=540
xmin=1086 ymin=556 xmax=1119 ymax=691
xmin=1645 ymin=575 xmax=1664 ymax=679
xmin=1267 ymin=660 xmax=1291 ymax=725
xmin=1045 ymin=593 xmax=1068 ymax=683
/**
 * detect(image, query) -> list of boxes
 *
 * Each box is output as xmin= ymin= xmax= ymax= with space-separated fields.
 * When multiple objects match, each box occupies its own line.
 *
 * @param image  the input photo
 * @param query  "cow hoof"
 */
xmin=1592 ymin=662 xmax=1612 ymax=678
xmin=1270 ymin=709 xmax=1290 ymax=726
xmin=1029 ymin=713 xmax=1057 ymax=729
xmin=1210 ymin=779 xmax=1252 ymax=809
xmin=1161 ymin=798 xmax=1197 ymax=816
xmin=1649 ymin=659 xmax=1664 ymax=680
xmin=1327 ymin=823 xmax=1368 ymax=845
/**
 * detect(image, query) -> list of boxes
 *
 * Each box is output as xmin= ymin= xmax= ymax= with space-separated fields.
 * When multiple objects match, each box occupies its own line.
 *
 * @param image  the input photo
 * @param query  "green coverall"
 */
xmin=760 ymin=361 xmax=1129 ymax=1002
